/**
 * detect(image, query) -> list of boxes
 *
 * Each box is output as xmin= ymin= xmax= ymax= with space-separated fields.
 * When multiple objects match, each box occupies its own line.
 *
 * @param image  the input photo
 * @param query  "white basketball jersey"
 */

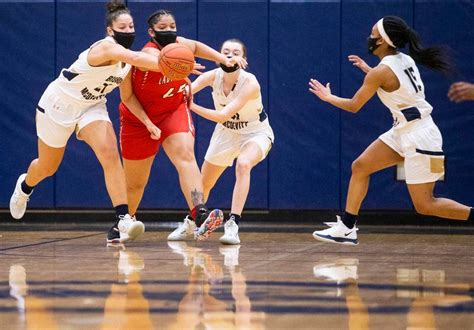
xmin=51 ymin=36 xmax=131 ymax=107
xmin=211 ymin=68 xmax=264 ymax=126
xmin=377 ymin=52 xmax=433 ymax=129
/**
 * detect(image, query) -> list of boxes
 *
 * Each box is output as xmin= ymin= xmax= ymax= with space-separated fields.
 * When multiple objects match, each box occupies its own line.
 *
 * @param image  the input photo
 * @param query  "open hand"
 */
xmin=309 ymin=79 xmax=332 ymax=102
xmin=448 ymin=81 xmax=474 ymax=103
xmin=192 ymin=62 xmax=206 ymax=76
xmin=225 ymin=57 xmax=248 ymax=70
xmin=348 ymin=55 xmax=371 ymax=74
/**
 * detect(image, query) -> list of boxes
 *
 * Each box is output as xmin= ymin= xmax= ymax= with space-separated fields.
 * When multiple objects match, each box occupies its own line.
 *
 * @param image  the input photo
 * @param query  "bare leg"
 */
xmin=345 ymin=139 xmax=404 ymax=214
xmin=201 ymin=161 xmax=227 ymax=203
xmin=230 ymin=142 xmax=263 ymax=215
xmin=162 ymin=132 xmax=205 ymax=210
xmin=78 ymin=121 xmax=127 ymax=207
xmin=123 ymin=156 xmax=155 ymax=216
xmin=25 ymin=138 xmax=66 ymax=186
xmin=407 ymin=182 xmax=470 ymax=220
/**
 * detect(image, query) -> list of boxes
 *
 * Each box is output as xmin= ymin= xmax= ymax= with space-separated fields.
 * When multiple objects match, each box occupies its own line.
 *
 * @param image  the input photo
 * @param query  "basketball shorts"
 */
xmin=205 ymin=119 xmax=274 ymax=167
xmin=36 ymin=87 xmax=110 ymax=148
xmin=120 ymin=103 xmax=195 ymax=160
xmin=379 ymin=116 xmax=445 ymax=184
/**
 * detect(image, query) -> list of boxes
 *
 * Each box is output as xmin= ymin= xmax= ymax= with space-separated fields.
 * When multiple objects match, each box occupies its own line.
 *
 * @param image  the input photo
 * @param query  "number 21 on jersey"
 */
xmin=163 ymin=83 xmax=187 ymax=99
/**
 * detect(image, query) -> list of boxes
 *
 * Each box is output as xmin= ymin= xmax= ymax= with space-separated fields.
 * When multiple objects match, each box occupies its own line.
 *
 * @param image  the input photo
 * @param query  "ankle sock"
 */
xmin=342 ymin=211 xmax=358 ymax=229
xmin=228 ymin=213 xmax=241 ymax=225
xmin=21 ymin=180 xmax=34 ymax=195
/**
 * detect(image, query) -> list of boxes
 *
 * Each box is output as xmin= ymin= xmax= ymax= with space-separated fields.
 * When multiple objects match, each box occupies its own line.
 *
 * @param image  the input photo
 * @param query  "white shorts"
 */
xmin=205 ymin=119 xmax=274 ymax=167
xmin=379 ymin=116 xmax=445 ymax=184
xmin=36 ymin=86 xmax=111 ymax=148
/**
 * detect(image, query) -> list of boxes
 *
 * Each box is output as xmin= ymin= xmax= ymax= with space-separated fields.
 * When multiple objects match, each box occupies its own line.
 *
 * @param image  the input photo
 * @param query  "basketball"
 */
xmin=158 ymin=43 xmax=195 ymax=81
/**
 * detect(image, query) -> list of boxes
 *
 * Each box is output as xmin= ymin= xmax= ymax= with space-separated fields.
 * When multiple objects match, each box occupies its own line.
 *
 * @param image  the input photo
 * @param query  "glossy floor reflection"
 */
xmin=0 ymin=230 xmax=473 ymax=329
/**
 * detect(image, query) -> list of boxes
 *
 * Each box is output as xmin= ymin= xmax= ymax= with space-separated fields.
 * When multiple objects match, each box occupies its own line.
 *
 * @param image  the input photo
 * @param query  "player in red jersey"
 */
xmin=119 ymin=9 xmax=247 ymax=240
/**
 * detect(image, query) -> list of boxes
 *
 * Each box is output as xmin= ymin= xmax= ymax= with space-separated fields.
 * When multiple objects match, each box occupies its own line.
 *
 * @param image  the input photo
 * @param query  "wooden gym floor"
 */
xmin=0 ymin=225 xmax=473 ymax=329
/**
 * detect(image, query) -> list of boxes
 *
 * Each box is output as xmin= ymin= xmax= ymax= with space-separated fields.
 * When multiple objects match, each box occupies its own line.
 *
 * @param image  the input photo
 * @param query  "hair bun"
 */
xmin=107 ymin=0 xmax=126 ymax=14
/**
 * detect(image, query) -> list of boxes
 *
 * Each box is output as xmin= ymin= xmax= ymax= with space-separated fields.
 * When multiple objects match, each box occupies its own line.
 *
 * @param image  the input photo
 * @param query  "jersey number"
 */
xmin=404 ymin=67 xmax=422 ymax=93
xmin=163 ymin=83 xmax=187 ymax=98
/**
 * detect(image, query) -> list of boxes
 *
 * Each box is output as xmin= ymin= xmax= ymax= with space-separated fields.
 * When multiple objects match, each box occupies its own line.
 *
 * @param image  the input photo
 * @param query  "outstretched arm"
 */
xmin=309 ymin=65 xmax=386 ymax=113
xmin=179 ymin=37 xmax=247 ymax=69
xmin=191 ymin=70 xmax=216 ymax=94
xmin=190 ymin=80 xmax=259 ymax=123
xmin=88 ymin=41 xmax=161 ymax=72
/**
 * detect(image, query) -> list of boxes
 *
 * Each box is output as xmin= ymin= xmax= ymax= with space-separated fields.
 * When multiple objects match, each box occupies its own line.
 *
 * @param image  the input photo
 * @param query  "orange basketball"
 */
xmin=158 ymin=43 xmax=195 ymax=81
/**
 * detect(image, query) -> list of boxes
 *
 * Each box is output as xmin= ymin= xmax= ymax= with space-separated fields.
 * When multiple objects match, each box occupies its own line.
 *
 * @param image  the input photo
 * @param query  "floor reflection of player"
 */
xmin=167 ymin=242 xmax=265 ymax=329
xmin=9 ymin=264 xmax=59 ymax=329
xmin=397 ymin=268 xmax=472 ymax=329
xmin=313 ymin=258 xmax=369 ymax=330
xmin=101 ymin=248 xmax=153 ymax=330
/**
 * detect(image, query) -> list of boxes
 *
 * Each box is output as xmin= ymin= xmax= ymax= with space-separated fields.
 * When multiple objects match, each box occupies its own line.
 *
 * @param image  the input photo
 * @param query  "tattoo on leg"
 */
xmin=191 ymin=189 xmax=204 ymax=206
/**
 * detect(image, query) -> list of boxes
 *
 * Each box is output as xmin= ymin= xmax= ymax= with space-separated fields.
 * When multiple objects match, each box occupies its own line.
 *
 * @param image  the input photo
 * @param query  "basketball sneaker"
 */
xmin=312 ymin=215 xmax=358 ymax=245
xmin=167 ymin=215 xmax=197 ymax=241
xmin=10 ymin=174 xmax=31 ymax=220
xmin=106 ymin=214 xmax=145 ymax=244
xmin=219 ymin=219 xmax=240 ymax=245
xmin=194 ymin=209 xmax=224 ymax=241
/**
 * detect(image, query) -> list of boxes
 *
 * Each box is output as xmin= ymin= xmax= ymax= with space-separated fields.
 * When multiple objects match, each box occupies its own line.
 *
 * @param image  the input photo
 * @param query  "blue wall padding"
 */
xmin=0 ymin=0 xmax=472 ymax=211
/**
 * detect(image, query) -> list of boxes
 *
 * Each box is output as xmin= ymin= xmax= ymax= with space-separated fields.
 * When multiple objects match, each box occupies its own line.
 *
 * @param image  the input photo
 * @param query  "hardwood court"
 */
xmin=0 ymin=228 xmax=473 ymax=329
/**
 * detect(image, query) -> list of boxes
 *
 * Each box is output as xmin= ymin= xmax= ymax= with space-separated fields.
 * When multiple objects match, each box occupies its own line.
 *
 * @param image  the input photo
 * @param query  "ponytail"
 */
xmin=106 ymin=0 xmax=130 ymax=27
xmin=382 ymin=16 xmax=455 ymax=75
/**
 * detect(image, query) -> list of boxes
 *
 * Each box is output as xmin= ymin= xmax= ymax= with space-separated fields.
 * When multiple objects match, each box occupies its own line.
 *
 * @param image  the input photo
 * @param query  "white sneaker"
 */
xmin=219 ymin=219 xmax=240 ymax=245
xmin=118 ymin=214 xmax=145 ymax=242
xmin=313 ymin=258 xmax=359 ymax=284
xmin=10 ymin=174 xmax=31 ymax=220
xmin=107 ymin=214 xmax=145 ymax=244
xmin=168 ymin=215 xmax=196 ymax=241
xmin=312 ymin=215 xmax=358 ymax=245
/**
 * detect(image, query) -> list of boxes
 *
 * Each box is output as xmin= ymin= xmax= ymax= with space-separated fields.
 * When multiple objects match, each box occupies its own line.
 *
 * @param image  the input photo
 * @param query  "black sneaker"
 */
xmin=106 ymin=225 xmax=120 ymax=244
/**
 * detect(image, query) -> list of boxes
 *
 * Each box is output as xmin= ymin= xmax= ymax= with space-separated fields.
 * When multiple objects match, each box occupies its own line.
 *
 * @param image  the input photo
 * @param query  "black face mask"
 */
xmin=112 ymin=30 xmax=135 ymax=49
xmin=367 ymin=37 xmax=381 ymax=54
xmin=153 ymin=30 xmax=177 ymax=47
xmin=220 ymin=63 xmax=240 ymax=73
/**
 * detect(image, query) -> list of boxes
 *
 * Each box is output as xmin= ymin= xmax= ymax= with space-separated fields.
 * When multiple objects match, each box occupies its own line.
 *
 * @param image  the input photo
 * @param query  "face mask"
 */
xmin=112 ymin=30 xmax=135 ymax=49
xmin=220 ymin=63 xmax=240 ymax=73
xmin=153 ymin=30 xmax=177 ymax=47
xmin=367 ymin=37 xmax=382 ymax=54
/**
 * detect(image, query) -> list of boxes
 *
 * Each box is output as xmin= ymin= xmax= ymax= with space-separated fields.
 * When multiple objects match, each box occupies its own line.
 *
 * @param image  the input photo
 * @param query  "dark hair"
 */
xmin=382 ymin=15 xmax=454 ymax=75
xmin=147 ymin=10 xmax=175 ymax=28
xmin=106 ymin=0 xmax=131 ymax=27
xmin=220 ymin=38 xmax=247 ymax=58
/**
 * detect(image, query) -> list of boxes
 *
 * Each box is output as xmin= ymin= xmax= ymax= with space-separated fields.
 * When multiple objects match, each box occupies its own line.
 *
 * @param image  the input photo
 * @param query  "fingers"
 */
xmin=194 ymin=62 xmax=206 ymax=70
xmin=191 ymin=69 xmax=203 ymax=76
xmin=448 ymin=82 xmax=468 ymax=102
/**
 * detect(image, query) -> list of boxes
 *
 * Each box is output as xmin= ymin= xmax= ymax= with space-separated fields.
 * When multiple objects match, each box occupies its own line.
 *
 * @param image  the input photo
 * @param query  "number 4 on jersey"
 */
xmin=163 ymin=83 xmax=187 ymax=99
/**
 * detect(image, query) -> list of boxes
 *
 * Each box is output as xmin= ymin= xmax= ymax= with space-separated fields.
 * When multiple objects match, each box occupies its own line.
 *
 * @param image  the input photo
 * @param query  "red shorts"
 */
xmin=120 ymin=103 xmax=195 ymax=160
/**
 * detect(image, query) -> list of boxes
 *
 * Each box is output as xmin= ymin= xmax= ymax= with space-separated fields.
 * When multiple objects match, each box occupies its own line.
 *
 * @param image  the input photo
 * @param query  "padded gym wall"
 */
xmin=0 ymin=0 xmax=472 ymax=211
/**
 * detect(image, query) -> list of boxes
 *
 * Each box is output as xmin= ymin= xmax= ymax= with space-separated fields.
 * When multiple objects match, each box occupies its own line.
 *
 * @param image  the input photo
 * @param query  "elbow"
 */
xmin=348 ymin=103 xmax=362 ymax=113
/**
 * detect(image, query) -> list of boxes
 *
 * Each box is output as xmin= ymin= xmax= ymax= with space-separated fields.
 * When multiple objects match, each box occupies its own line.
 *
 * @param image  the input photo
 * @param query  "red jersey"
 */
xmin=119 ymin=41 xmax=188 ymax=123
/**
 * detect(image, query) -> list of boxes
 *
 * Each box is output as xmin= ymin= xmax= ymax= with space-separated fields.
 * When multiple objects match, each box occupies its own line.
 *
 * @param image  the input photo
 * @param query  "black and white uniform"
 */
xmin=205 ymin=68 xmax=274 ymax=167
xmin=36 ymin=36 xmax=131 ymax=148
xmin=378 ymin=52 xmax=444 ymax=184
